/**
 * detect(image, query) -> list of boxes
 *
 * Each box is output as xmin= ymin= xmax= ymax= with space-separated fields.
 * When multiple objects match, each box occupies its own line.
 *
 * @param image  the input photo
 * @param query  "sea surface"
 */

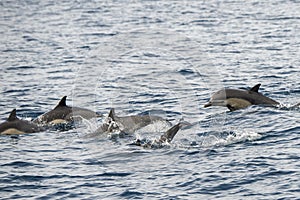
xmin=1 ymin=0 xmax=300 ymax=199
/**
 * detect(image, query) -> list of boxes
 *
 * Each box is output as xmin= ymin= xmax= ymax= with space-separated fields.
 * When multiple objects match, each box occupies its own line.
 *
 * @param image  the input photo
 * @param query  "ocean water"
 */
xmin=1 ymin=0 xmax=300 ymax=199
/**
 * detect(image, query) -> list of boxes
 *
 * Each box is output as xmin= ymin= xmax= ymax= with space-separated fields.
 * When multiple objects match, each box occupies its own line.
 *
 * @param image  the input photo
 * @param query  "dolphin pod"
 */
xmin=0 ymin=98 xmax=186 ymax=147
xmin=1 ymin=84 xmax=299 ymax=147
xmin=0 ymin=109 xmax=44 ymax=135
xmin=204 ymin=83 xmax=280 ymax=111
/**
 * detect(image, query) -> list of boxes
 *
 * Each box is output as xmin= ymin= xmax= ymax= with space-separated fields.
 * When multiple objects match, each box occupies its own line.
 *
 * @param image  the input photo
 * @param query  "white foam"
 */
xmin=200 ymin=129 xmax=262 ymax=148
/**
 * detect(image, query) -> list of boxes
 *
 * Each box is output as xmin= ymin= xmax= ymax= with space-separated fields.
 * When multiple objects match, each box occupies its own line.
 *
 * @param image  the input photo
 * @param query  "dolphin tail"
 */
xmin=159 ymin=121 xmax=191 ymax=143
xmin=7 ymin=109 xmax=18 ymax=121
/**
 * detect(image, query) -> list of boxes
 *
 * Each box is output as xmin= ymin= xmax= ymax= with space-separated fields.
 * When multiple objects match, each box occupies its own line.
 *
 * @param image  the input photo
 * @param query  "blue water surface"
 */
xmin=1 ymin=0 xmax=300 ymax=199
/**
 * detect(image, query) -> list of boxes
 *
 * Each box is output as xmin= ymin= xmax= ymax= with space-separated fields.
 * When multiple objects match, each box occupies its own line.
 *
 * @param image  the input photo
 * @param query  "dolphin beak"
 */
xmin=204 ymin=102 xmax=212 ymax=107
xmin=204 ymin=100 xmax=228 ymax=107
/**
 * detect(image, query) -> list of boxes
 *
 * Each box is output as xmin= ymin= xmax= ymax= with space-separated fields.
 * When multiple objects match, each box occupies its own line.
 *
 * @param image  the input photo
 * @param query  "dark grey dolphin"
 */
xmin=204 ymin=84 xmax=280 ymax=111
xmin=33 ymin=96 xmax=100 ymax=125
xmin=94 ymin=108 xmax=171 ymax=134
xmin=134 ymin=122 xmax=190 ymax=148
xmin=0 ymin=109 xmax=44 ymax=135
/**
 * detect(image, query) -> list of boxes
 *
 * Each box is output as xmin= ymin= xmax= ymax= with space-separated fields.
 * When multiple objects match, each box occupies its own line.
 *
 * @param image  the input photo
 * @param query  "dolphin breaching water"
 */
xmin=33 ymin=96 xmax=100 ymax=125
xmin=204 ymin=84 xmax=280 ymax=111
xmin=94 ymin=108 xmax=171 ymax=134
xmin=0 ymin=109 xmax=44 ymax=135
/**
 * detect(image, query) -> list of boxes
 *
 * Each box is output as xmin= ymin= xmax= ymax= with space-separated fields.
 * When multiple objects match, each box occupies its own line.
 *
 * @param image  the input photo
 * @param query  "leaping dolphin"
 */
xmin=204 ymin=84 xmax=280 ymax=111
xmin=0 ymin=109 xmax=44 ymax=135
xmin=94 ymin=108 xmax=171 ymax=134
xmin=33 ymin=96 xmax=100 ymax=125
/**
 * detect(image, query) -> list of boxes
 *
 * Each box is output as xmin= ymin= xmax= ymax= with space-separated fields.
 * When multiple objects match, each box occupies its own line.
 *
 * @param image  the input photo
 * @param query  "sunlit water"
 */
xmin=1 ymin=0 xmax=300 ymax=199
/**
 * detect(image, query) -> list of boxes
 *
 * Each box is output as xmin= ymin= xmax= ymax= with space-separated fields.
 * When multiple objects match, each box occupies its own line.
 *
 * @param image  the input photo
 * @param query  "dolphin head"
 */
xmin=204 ymin=89 xmax=228 ymax=108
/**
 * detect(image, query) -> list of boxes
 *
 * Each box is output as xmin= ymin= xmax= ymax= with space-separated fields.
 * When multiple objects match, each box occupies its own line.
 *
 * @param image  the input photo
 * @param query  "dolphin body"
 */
xmin=94 ymin=108 xmax=171 ymax=134
xmin=204 ymin=84 xmax=280 ymax=111
xmin=0 ymin=109 xmax=44 ymax=135
xmin=33 ymin=96 xmax=99 ymax=125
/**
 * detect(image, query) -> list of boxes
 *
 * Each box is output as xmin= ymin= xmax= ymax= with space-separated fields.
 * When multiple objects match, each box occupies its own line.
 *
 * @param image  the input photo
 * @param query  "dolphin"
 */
xmin=33 ymin=96 xmax=100 ymax=125
xmin=94 ymin=108 xmax=171 ymax=134
xmin=204 ymin=84 xmax=280 ymax=111
xmin=133 ymin=122 xmax=190 ymax=148
xmin=0 ymin=109 xmax=44 ymax=135
xmin=105 ymin=108 xmax=171 ymax=134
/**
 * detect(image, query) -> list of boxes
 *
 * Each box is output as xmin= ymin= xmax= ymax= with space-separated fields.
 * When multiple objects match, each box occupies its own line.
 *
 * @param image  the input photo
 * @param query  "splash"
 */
xmin=199 ymin=129 xmax=262 ymax=148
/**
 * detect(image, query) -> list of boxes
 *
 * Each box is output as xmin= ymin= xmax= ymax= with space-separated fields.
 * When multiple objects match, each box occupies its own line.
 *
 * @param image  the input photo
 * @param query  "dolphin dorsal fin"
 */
xmin=55 ymin=96 xmax=67 ymax=108
xmin=108 ymin=108 xmax=116 ymax=121
xmin=7 ymin=109 xmax=18 ymax=121
xmin=250 ymin=84 xmax=261 ymax=93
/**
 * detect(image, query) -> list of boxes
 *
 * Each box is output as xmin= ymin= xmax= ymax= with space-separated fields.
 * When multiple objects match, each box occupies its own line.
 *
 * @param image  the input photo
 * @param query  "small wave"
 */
xmin=276 ymin=103 xmax=300 ymax=111
xmin=119 ymin=189 xmax=143 ymax=198
xmin=1 ymin=161 xmax=39 ymax=167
